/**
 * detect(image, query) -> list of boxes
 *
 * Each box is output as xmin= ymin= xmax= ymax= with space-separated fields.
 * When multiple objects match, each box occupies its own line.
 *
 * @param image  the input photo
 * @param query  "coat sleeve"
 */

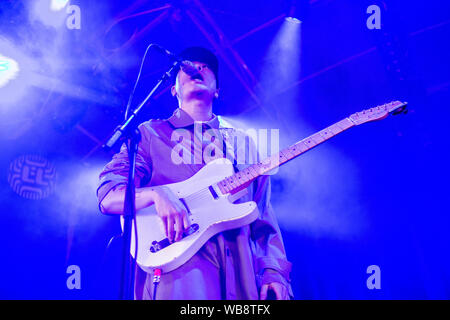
xmin=250 ymin=174 xmax=294 ymax=297
xmin=96 ymin=123 xmax=153 ymax=210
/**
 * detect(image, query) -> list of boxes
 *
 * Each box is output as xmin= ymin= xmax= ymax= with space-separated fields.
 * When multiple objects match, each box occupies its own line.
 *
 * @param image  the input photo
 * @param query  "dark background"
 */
xmin=0 ymin=0 xmax=449 ymax=299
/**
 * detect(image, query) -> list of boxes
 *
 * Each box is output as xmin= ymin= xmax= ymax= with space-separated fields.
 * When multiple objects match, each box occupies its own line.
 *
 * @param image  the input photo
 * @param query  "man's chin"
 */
xmin=185 ymin=87 xmax=214 ymax=100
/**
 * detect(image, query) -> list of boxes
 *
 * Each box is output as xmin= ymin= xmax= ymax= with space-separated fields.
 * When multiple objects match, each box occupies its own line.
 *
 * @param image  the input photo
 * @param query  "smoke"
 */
xmin=271 ymin=139 xmax=367 ymax=240
xmin=228 ymin=19 xmax=367 ymax=239
xmin=223 ymin=112 xmax=367 ymax=239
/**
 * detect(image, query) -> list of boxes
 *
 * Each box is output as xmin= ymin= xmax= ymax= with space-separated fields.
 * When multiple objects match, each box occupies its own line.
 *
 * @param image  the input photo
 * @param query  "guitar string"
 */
xmin=181 ymin=139 xmax=317 ymax=203
xmin=183 ymin=187 xmax=212 ymax=203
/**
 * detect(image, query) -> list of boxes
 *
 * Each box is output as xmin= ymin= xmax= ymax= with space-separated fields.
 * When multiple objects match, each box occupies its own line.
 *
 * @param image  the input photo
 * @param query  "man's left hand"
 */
xmin=260 ymin=282 xmax=289 ymax=300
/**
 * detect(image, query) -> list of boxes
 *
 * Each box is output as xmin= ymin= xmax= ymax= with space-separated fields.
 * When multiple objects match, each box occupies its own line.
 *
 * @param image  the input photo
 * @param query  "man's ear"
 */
xmin=214 ymin=89 xmax=220 ymax=99
xmin=171 ymin=85 xmax=177 ymax=97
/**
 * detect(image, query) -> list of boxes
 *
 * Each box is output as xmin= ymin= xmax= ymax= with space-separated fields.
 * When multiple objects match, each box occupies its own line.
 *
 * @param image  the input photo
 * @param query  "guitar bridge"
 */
xmin=149 ymin=223 xmax=199 ymax=253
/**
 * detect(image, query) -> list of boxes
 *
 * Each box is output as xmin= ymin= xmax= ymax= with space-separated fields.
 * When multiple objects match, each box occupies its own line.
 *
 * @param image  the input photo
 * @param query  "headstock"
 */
xmin=349 ymin=101 xmax=408 ymax=125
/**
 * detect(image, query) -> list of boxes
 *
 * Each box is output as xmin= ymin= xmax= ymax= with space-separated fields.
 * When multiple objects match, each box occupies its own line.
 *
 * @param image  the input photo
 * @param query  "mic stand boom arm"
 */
xmin=103 ymin=59 xmax=181 ymax=300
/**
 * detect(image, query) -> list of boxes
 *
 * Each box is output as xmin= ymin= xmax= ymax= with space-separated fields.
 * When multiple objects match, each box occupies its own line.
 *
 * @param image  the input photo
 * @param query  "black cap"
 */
xmin=178 ymin=46 xmax=219 ymax=88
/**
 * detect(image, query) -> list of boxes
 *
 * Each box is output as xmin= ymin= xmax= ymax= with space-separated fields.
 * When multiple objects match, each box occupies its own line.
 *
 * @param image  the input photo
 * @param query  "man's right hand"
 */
xmin=150 ymin=186 xmax=190 ymax=243
xmin=100 ymin=185 xmax=190 ymax=242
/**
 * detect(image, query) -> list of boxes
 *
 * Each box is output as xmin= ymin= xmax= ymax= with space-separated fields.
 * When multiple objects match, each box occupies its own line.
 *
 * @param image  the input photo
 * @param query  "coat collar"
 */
xmin=168 ymin=108 xmax=220 ymax=129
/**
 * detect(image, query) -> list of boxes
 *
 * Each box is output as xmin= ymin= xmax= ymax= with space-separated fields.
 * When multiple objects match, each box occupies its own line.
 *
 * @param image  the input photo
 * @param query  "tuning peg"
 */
xmin=392 ymin=105 xmax=408 ymax=115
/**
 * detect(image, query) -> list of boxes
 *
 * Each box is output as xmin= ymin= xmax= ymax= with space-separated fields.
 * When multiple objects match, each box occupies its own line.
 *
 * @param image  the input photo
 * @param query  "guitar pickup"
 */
xmin=208 ymin=185 xmax=219 ymax=199
xmin=179 ymin=197 xmax=191 ymax=214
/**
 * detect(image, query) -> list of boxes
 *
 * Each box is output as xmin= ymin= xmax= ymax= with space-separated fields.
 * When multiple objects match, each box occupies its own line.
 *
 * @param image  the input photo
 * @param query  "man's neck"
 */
xmin=180 ymin=100 xmax=213 ymax=122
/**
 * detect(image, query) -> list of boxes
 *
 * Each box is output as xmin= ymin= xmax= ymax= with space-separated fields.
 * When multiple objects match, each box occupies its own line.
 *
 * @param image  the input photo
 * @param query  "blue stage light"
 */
xmin=0 ymin=54 xmax=20 ymax=88
xmin=50 ymin=0 xmax=69 ymax=11
xmin=285 ymin=0 xmax=308 ymax=25
xmin=285 ymin=16 xmax=302 ymax=24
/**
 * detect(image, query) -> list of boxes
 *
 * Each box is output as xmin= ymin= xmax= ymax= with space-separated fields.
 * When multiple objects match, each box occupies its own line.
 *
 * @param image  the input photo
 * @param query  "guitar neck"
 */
xmin=217 ymin=117 xmax=356 ymax=194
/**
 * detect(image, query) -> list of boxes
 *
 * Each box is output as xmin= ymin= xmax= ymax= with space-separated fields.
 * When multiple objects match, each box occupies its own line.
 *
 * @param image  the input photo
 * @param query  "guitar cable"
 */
xmin=152 ymin=268 xmax=162 ymax=300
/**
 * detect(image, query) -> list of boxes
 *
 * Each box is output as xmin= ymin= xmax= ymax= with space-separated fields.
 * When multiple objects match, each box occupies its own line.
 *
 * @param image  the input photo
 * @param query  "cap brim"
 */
xmin=178 ymin=46 xmax=219 ymax=87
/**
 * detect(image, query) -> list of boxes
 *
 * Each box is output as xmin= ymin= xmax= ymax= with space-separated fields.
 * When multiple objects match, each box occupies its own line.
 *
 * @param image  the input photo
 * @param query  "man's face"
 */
xmin=171 ymin=61 xmax=218 ymax=102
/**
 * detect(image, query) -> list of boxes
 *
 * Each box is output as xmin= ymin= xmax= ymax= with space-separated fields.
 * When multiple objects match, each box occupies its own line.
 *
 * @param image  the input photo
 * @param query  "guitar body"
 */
xmin=122 ymin=158 xmax=259 ymax=274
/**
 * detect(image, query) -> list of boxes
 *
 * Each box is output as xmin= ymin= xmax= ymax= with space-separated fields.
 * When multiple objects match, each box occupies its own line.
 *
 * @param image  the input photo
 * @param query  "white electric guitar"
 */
xmin=122 ymin=101 xmax=407 ymax=273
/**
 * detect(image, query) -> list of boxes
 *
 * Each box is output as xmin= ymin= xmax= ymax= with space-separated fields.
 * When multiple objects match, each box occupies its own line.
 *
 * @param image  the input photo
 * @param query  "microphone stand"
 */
xmin=104 ymin=59 xmax=181 ymax=300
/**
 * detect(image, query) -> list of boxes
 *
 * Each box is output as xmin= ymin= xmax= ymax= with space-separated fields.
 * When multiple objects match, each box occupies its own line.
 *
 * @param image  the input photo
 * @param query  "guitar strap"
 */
xmin=218 ymin=127 xmax=240 ymax=173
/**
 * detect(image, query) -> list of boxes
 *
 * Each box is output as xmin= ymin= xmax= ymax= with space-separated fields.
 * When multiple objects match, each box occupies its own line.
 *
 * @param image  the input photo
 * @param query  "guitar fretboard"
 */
xmin=217 ymin=117 xmax=356 ymax=195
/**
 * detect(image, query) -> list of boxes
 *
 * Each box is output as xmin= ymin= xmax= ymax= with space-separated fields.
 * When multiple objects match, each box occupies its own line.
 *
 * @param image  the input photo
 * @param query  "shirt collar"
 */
xmin=168 ymin=108 xmax=220 ymax=129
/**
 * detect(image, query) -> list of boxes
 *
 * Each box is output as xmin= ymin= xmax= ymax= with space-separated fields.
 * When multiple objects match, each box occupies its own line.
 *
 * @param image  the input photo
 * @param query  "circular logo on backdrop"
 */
xmin=8 ymin=155 xmax=57 ymax=200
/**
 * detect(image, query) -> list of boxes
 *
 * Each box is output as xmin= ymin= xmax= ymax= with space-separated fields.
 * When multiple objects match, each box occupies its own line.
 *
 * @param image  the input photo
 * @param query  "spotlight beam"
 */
xmin=187 ymin=0 xmax=287 ymax=123
xmin=188 ymin=0 xmax=299 ymax=133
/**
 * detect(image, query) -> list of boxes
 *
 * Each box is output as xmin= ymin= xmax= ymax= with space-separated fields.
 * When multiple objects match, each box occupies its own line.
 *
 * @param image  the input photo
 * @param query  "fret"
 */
xmin=233 ymin=174 xmax=242 ymax=184
xmin=225 ymin=180 xmax=233 ymax=192
xmin=248 ymin=163 xmax=261 ymax=178
xmin=327 ymin=124 xmax=343 ymax=135
xmin=257 ymin=159 xmax=272 ymax=175
xmin=273 ymin=152 xmax=285 ymax=166
xmin=219 ymin=180 xmax=230 ymax=193
xmin=247 ymin=164 xmax=260 ymax=177
xmin=235 ymin=171 xmax=249 ymax=184
xmin=233 ymin=172 xmax=241 ymax=185
xmin=255 ymin=162 xmax=265 ymax=175
xmin=277 ymin=151 xmax=289 ymax=164
xmin=261 ymin=156 xmax=275 ymax=170
xmin=242 ymin=167 xmax=255 ymax=179
xmin=282 ymin=148 xmax=296 ymax=162
xmin=295 ymin=141 xmax=309 ymax=153
xmin=336 ymin=118 xmax=354 ymax=130
xmin=250 ymin=166 xmax=259 ymax=178
xmin=344 ymin=118 xmax=356 ymax=128
xmin=255 ymin=164 xmax=264 ymax=175
xmin=231 ymin=176 xmax=242 ymax=190
xmin=216 ymin=184 xmax=225 ymax=194
xmin=257 ymin=163 xmax=266 ymax=175
xmin=319 ymin=128 xmax=333 ymax=140
xmin=228 ymin=176 xmax=240 ymax=189
xmin=288 ymin=145 xmax=301 ymax=156
xmin=303 ymin=139 xmax=316 ymax=150
xmin=310 ymin=133 xmax=325 ymax=144
xmin=335 ymin=121 xmax=346 ymax=131
xmin=318 ymin=130 xmax=328 ymax=140
xmin=282 ymin=147 xmax=296 ymax=161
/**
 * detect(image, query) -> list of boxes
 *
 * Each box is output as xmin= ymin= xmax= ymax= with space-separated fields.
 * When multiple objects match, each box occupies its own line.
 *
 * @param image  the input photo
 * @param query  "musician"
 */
xmin=97 ymin=46 xmax=293 ymax=300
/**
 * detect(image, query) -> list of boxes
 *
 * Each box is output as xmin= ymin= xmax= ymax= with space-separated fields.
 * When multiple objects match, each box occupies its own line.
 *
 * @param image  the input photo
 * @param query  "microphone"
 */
xmin=152 ymin=44 xmax=201 ymax=78
xmin=179 ymin=60 xmax=201 ymax=78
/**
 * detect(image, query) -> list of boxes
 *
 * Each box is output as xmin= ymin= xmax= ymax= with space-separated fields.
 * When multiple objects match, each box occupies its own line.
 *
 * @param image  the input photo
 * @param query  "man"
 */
xmin=97 ymin=46 xmax=293 ymax=300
